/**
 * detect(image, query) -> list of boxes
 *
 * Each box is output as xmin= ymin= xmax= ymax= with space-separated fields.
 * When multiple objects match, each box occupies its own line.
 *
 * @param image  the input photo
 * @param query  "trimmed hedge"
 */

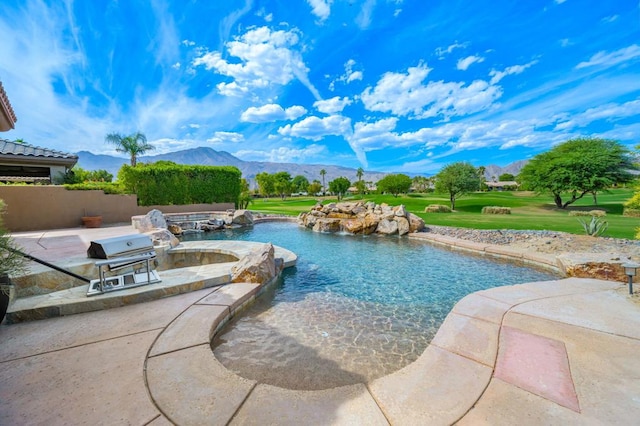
xmin=568 ymin=210 xmax=607 ymax=217
xmin=118 ymin=164 xmax=241 ymax=206
xmin=481 ymin=206 xmax=511 ymax=215
xmin=64 ymin=182 xmax=126 ymax=194
xmin=425 ymin=204 xmax=452 ymax=213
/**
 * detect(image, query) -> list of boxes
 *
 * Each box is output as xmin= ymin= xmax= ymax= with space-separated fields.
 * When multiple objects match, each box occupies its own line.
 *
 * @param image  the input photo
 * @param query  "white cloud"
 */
xmin=193 ymin=26 xmax=321 ymax=100
xmin=330 ymin=59 xmax=364 ymax=90
xmin=456 ymin=55 xmax=485 ymax=71
xmin=314 ymin=96 xmax=352 ymax=114
xmin=307 ymin=0 xmax=333 ymax=22
xmin=235 ymin=144 xmax=326 ymax=162
xmin=554 ymin=100 xmax=640 ymax=131
xmin=576 ymin=44 xmax=640 ymax=69
xmin=602 ymin=15 xmax=618 ymax=23
xmin=348 ymin=118 xmax=398 ymax=150
xmin=489 ymin=60 xmax=538 ymax=84
xmin=356 ymin=0 xmax=377 ymax=29
xmin=181 ymin=39 xmax=195 ymax=46
xmin=240 ymin=103 xmax=307 ymax=122
xmin=207 ymin=131 xmax=245 ymax=144
xmin=171 ymin=62 xmax=181 ymax=69
xmin=278 ymin=115 xmax=352 ymax=141
xmin=361 ymin=64 xmax=501 ymax=119
xmin=560 ymin=38 xmax=572 ymax=47
xmin=554 ymin=0 xmax=567 ymax=4
xmin=435 ymin=41 xmax=468 ymax=58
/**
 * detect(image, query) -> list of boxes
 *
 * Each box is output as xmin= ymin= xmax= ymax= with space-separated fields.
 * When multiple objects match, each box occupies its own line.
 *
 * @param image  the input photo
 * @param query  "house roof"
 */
xmin=0 ymin=82 xmax=17 ymax=131
xmin=0 ymin=138 xmax=78 ymax=166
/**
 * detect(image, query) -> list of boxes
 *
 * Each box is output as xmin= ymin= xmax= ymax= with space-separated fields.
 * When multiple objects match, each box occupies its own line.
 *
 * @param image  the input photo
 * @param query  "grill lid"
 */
xmin=87 ymin=234 xmax=154 ymax=259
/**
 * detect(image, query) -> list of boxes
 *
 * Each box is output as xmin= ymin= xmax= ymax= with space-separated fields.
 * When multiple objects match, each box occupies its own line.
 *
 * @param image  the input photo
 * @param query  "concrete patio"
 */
xmin=1 ymin=225 xmax=639 ymax=425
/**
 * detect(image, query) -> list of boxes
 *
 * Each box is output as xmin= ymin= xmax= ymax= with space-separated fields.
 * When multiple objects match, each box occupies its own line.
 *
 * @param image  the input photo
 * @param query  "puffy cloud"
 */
xmin=207 ymin=131 xmax=245 ymax=144
xmin=278 ymin=115 xmax=352 ymax=141
xmin=192 ymin=26 xmax=321 ymax=99
xmin=235 ymin=144 xmax=325 ymax=162
xmin=489 ymin=60 xmax=538 ymax=84
xmin=307 ymin=0 xmax=333 ymax=22
xmin=240 ymin=104 xmax=307 ymax=122
xmin=361 ymin=64 xmax=501 ymax=119
xmin=456 ymin=55 xmax=484 ymax=71
xmin=329 ymin=59 xmax=364 ymax=91
xmin=575 ymin=44 xmax=640 ymax=69
xmin=314 ymin=96 xmax=352 ymax=114
xmin=348 ymin=118 xmax=399 ymax=150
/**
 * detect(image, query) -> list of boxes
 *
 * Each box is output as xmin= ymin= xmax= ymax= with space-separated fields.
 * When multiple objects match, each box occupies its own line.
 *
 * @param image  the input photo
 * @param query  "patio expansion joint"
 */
xmin=0 ymin=327 xmax=164 ymax=364
xmin=364 ymin=382 xmax=394 ymax=425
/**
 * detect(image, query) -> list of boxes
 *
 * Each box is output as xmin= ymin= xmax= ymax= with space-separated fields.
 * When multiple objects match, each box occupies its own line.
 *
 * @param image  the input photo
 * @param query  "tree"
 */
xmin=105 ymin=132 xmax=154 ymax=166
xmin=308 ymin=180 xmax=322 ymax=195
xmin=237 ymin=178 xmax=252 ymax=209
xmin=518 ymin=138 xmax=635 ymax=209
xmin=292 ymin=175 xmax=309 ymax=193
xmin=273 ymin=171 xmax=293 ymax=200
xmin=477 ymin=166 xmax=486 ymax=181
xmin=255 ymin=172 xmax=275 ymax=197
xmin=377 ymin=174 xmax=412 ymax=197
xmin=320 ymin=169 xmax=327 ymax=195
xmin=356 ymin=167 xmax=364 ymax=182
xmin=498 ymin=173 xmax=515 ymax=181
xmin=328 ymin=177 xmax=350 ymax=200
xmin=412 ymin=175 xmax=432 ymax=193
xmin=434 ymin=162 xmax=481 ymax=210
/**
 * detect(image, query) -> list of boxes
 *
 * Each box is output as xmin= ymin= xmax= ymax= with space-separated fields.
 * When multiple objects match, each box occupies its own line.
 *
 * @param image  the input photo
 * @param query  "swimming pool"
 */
xmin=184 ymin=222 xmax=557 ymax=390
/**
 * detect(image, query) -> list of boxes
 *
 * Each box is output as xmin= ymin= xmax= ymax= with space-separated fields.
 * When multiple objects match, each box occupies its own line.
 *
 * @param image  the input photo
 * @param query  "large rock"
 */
xmin=133 ymin=209 xmax=167 ymax=232
xmin=231 ymin=243 xmax=280 ymax=284
xmin=313 ymin=218 xmax=342 ymax=233
xmin=376 ymin=218 xmax=398 ymax=235
xmin=342 ymin=218 xmax=364 ymax=234
xmin=408 ymin=213 xmax=426 ymax=233
xmin=146 ymin=228 xmax=180 ymax=248
xmin=556 ymin=252 xmax=630 ymax=282
xmin=232 ymin=210 xmax=254 ymax=225
xmin=396 ymin=216 xmax=410 ymax=236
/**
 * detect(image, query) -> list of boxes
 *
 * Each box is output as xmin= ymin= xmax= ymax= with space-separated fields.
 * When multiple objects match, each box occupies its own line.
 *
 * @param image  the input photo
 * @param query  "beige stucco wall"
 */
xmin=0 ymin=186 xmax=234 ymax=232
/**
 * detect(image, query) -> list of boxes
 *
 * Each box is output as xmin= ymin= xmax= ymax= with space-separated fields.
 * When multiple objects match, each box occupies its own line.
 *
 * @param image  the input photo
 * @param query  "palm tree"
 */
xmin=320 ymin=169 xmax=327 ymax=195
xmin=105 ymin=132 xmax=155 ymax=166
xmin=356 ymin=167 xmax=364 ymax=182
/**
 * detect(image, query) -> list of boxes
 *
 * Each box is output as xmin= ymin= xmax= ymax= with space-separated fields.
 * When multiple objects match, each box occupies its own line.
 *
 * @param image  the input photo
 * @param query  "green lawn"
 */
xmin=249 ymin=189 xmax=638 ymax=239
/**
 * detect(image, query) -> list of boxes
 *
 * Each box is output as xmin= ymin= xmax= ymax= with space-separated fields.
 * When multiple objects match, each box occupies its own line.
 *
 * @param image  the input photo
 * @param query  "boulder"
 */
xmin=408 ymin=213 xmax=426 ymax=233
xmin=342 ymin=218 xmax=364 ymax=234
xmin=394 ymin=205 xmax=408 ymax=217
xmin=556 ymin=252 xmax=631 ymax=282
xmin=362 ymin=214 xmax=379 ymax=235
xmin=133 ymin=209 xmax=167 ymax=232
xmin=146 ymin=228 xmax=180 ymax=248
xmin=376 ymin=218 xmax=398 ymax=235
xmin=232 ymin=210 xmax=254 ymax=225
xmin=313 ymin=218 xmax=342 ymax=233
xmin=396 ymin=216 xmax=410 ymax=236
xmin=167 ymin=224 xmax=183 ymax=235
xmin=231 ymin=243 xmax=281 ymax=284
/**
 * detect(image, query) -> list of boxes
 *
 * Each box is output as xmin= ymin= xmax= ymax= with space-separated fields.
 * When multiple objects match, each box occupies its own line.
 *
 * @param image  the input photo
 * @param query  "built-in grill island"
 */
xmin=86 ymin=234 xmax=161 ymax=296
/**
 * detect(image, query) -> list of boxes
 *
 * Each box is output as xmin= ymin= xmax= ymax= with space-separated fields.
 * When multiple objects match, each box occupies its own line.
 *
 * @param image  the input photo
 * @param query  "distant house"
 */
xmin=0 ymin=139 xmax=78 ymax=184
xmin=485 ymin=181 xmax=519 ymax=191
xmin=0 ymin=82 xmax=17 ymax=131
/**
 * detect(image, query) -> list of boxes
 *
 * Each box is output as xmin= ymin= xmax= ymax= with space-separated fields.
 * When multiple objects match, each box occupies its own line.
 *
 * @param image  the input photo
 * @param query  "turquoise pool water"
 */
xmin=185 ymin=222 xmax=557 ymax=390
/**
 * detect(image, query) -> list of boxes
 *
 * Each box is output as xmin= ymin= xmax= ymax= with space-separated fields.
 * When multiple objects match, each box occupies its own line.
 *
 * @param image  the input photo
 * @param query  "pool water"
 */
xmin=184 ymin=222 xmax=557 ymax=390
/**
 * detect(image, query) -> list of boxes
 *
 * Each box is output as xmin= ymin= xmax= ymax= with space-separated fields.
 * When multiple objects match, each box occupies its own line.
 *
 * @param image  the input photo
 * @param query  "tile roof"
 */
xmin=0 ymin=138 xmax=78 ymax=160
xmin=0 ymin=81 xmax=17 ymax=130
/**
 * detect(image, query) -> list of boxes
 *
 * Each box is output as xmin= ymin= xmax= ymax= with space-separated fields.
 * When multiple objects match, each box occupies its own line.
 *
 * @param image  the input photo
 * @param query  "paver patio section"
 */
xmin=1 ymin=225 xmax=639 ymax=424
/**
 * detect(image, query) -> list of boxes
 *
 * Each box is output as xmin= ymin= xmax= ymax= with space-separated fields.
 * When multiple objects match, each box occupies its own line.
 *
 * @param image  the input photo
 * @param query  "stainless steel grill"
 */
xmin=86 ymin=234 xmax=160 ymax=296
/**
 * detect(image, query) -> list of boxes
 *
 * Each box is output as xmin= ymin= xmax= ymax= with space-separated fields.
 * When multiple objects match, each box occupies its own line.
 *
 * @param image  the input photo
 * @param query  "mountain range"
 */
xmin=76 ymin=147 xmax=528 ymax=186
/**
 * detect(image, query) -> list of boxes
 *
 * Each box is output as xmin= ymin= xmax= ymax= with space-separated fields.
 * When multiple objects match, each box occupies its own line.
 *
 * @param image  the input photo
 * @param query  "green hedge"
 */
xmin=64 ymin=182 xmax=126 ymax=194
xmin=118 ymin=164 xmax=241 ymax=206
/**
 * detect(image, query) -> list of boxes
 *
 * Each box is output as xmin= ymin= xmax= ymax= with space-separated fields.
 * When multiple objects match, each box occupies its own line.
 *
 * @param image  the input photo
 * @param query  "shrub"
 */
xmin=64 ymin=182 xmax=127 ymax=194
xmin=568 ymin=210 xmax=607 ymax=217
xmin=623 ymin=208 xmax=640 ymax=218
xmin=577 ymin=216 xmax=608 ymax=237
xmin=118 ymin=163 xmax=241 ymax=206
xmin=425 ymin=204 xmax=452 ymax=213
xmin=625 ymin=192 xmax=640 ymax=210
xmin=481 ymin=206 xmax=511 ymax=215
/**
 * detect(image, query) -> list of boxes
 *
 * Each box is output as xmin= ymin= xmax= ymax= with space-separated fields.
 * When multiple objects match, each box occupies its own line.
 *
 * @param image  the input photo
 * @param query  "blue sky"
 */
xmin=1 ymin=0 xmax=638 ymax=174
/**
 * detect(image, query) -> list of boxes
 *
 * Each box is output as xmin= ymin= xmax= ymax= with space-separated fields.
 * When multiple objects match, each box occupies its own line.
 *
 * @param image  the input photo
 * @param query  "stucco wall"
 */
xmin=0 ymin=186 xmax=234 ymax=232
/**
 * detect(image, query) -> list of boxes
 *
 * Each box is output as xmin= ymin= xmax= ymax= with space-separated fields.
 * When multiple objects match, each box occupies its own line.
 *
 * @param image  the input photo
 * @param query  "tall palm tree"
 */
xmin=356 ymin=167 xmax=364 ymax=182
xmin=105 ymin=132 xmax=155 ymax=166
xmin=320 ymin=169 xmax=327 ymax=195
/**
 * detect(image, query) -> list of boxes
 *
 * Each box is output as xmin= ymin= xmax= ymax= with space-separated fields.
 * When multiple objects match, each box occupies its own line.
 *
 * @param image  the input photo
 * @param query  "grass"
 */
xmin=249 ymin=188 xmax=638 ymax=239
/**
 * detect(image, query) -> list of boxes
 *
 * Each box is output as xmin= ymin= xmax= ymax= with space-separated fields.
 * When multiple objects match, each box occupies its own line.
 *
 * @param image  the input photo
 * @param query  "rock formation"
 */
xmin=231 ymin=243 xmax=283 ymax=284
xmin=298 ymin=201 xmax=425 ymax=236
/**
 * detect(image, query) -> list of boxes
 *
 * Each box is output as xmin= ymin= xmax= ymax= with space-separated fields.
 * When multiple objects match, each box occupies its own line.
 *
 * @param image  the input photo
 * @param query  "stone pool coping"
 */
xmin=3 ymin=223 xmax=640 ymax=424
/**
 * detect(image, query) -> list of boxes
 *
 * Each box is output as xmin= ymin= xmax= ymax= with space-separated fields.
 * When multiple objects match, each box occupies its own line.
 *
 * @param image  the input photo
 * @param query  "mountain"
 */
xmin=483 ymin=160 xmax=529 ymax=181
xmin=76 ymin=147 xmax=389 ymax=187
